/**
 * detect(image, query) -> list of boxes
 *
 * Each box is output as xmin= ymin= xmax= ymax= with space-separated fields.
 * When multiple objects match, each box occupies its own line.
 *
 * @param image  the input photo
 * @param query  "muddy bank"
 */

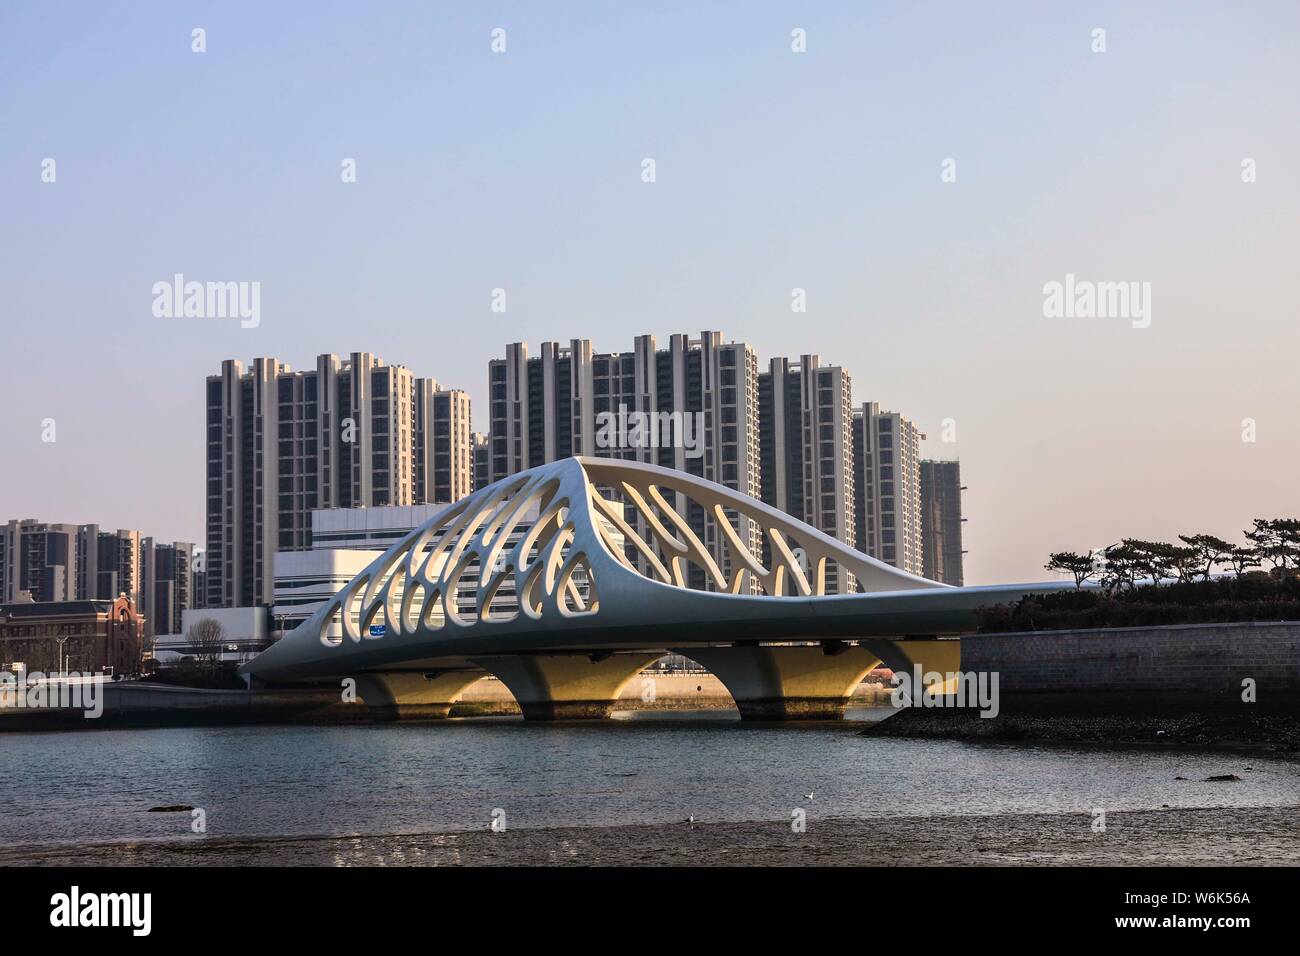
xmin=4 ymin=805 xmax=1298 ymax=866
xmin=865 ymin=705 xmax=1300 ymax=753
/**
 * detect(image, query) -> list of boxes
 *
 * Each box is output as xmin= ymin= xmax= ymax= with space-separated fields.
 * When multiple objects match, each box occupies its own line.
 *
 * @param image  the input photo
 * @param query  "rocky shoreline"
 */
xmin=865 ymin=706 xmax=1300 ymax=754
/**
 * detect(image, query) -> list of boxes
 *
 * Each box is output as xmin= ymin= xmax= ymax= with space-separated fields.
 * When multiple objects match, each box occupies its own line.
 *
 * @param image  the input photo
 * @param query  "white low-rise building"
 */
xmin=272 ymin=549 xmax=375 ymax=642
xmin=153 ymin=605 xmax=270 ymax=665
xmin=310 ymin=503 xmax=452 ymax=552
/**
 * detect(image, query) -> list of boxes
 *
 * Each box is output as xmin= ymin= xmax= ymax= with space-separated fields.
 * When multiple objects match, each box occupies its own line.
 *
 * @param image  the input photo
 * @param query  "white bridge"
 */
xmin=241 ymin=457 xmax=1071 ymax=719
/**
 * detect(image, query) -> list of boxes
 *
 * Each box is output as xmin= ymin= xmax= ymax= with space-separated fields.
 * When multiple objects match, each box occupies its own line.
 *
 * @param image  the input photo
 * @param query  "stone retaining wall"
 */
xmin=963 ymin=621 xmax=1300 ymax=697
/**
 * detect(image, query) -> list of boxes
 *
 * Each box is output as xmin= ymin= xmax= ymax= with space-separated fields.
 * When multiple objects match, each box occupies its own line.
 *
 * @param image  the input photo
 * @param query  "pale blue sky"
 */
xmin=2 ymin=1 xmax=1297 ymax=583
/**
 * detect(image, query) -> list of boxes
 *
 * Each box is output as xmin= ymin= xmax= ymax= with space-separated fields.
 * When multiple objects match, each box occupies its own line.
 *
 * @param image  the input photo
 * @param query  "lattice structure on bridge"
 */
xmin=310 ymin=457 xmax=938 ymax=649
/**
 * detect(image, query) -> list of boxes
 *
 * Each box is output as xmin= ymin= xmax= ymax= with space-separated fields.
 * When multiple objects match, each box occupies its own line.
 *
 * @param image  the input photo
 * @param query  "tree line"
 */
xmin=1045 ymin=518 xmax=1300 ymax=589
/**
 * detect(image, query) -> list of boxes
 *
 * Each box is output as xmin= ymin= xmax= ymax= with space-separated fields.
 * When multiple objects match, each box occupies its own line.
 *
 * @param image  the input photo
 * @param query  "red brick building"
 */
xmin=0 ymin=595 xmax=146 ymax=675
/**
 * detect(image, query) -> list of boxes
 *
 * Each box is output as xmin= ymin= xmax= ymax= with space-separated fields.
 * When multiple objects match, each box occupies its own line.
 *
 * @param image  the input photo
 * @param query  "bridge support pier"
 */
xmin=680 ymin=644 xmax=883 ymax=720
xmin=354 ymin=671 xmax=485 ymax=720
xmin=472 ymin=653 xmax=661 ymax=720
xmin=860 ymin=638 xmax=963 ymax=694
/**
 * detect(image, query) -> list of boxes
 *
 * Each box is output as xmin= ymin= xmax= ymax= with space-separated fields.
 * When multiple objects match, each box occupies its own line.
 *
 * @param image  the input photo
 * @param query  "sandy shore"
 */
xmin=5 ymin=806 xmax=1298 ymax=866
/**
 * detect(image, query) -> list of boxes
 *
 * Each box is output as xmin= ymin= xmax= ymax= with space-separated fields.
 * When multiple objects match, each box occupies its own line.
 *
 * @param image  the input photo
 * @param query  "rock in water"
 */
xmin=1203 ymin=774 xmax=1242 ymax=782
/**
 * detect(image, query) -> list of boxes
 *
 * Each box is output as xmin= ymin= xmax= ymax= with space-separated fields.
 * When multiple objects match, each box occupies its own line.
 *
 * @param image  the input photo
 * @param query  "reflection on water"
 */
xmin=611 ymin=706 xmax=888 ymax=722
xmin=1 ymin=712 xmax=1296 ymax=848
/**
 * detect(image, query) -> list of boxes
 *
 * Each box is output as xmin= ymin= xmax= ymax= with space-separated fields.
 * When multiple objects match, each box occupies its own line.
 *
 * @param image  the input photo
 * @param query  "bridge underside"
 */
xmin=353 ymin=671 xmax=488 ymax=720
xmin=333 ymin=638 xmax=960 ymax=722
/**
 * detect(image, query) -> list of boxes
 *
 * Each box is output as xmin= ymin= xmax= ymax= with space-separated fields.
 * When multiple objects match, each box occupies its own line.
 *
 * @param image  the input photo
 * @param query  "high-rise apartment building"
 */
xmin=489 ymin=332 xmax=761 ymax=589
xmin=0 ymin=521 xmax=85 ymax=603
xmin=148 ymin=541 xmax=195 ymax=635
xmin=2 ymin=521 xmax=140 ymax=606
xmin=852 ymin=403 xmax=925 ymax=576
xmin=471 ymin=432 xmax=490 ymax=491
xmin=485 ymin=335 xmax=948 ymax=590
xmin=758 ymin=355 xmax=856 ymax=592
xmin=415 ymin=380 xmax=473 ymax=505
xmin=1 ymin=521 xmax=193 ymax=634
xmin=205 ymin=353 xmax=471 ymax=608
xmin=920 ymin=459 xmax=965 ymax=586
xmin=489 ymin=332 xmax=759 ymax=483
xmin=192 ymin=550 xmax=207 ymax=612
xmin=487 ymin=339 xmax=592 ymax=476
xmin=95 ymin=528 xmax=143 ymax=609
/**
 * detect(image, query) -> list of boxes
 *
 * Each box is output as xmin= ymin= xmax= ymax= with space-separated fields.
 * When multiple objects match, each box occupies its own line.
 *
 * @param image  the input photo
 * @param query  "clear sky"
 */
xmin=2 ymin=1 xmax=1297 ymax=584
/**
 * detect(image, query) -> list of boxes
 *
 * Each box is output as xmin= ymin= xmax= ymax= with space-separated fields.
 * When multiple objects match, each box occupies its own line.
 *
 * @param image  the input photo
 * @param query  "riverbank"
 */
xmin=5 ymin=805 xmax=1297 ymax=866
xmin=866 ymin=704 xmax=1300 ymax=753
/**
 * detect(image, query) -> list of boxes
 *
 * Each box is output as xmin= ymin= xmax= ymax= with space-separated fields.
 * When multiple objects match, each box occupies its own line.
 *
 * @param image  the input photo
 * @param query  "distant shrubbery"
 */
xmin=977 ymin=574 xmax=1300 ymax=632
xmin=978 ymin=519 xmax=1300 ymax=631
xmin=140 ymin=662 xmax=246 ymax=690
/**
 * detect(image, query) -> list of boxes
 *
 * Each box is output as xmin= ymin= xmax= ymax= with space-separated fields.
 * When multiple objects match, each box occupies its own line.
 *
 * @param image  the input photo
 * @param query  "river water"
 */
xmin=3 ymin=710 xmax=1297 ymax=859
